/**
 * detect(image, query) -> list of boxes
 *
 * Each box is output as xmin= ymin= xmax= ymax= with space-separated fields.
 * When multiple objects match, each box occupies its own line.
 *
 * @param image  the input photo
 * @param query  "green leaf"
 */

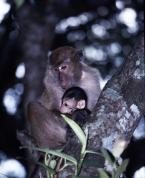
xmin=114 ymin=159 xmax=129 ymax=178
xmin=36 ymin=161 xmax=55 ymax=174
xmin=73 ymin=176 xmax=99 ymax=178
xmin=23 ymin=147 xmax=78 ymax=166
xmin=62 ymin=114 xmax=87 ymax=151
xmin=14 ymin=0 xmax=24 ymax=8
xmin=85 ymin=150 xmax=101 ymax=156
xmin=49 ymin=160 xmax=57 ymax=169
xmin=64 ymin=161 xmax=74 ymax=167
xmin=98 ymin=169 xmax=110 ymax=178
xmin=101 ymin=148 xmax=114 ymax=165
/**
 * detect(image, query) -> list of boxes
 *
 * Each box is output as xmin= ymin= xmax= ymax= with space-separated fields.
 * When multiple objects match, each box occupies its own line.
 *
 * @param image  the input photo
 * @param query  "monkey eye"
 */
xmin=64 ymin=103 xmax=68 ymax=107
xmin=61 ymin=65 xmax=67 ymax=70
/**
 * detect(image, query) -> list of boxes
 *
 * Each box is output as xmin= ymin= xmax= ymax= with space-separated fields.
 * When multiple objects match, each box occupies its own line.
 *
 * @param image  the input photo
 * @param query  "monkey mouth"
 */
xmin=61 ymin=81 xmax=68 ymax=89
xmin=59 ymin=74 xmax=69 ymax=89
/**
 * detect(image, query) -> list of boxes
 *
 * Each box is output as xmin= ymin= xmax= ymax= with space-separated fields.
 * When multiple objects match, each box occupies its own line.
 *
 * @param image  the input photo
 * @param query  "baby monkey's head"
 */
xmin=60 ymin=87 xmax=88 ymax=114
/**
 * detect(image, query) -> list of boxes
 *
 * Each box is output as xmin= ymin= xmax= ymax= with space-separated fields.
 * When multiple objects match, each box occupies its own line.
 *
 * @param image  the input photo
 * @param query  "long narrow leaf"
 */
xmin=98 ymin=169 xmax=110 ymax=178
xmin=22 ymin=146 xmax=77 ymax=166
xmin=101 ymin=148 xmax=114 ymax=165
xmin=85 ymin=150 xmax=101 ymax=156
xmin=14 ymin=0 xmax=24 ymax=8
xmin=73 ymin=176 xmax=99 ymax=178
xmin=36 ymin=161 xmax=55 ymax=174
xmin=62 ymin=114 xmax=87 ymax=148
xmin=114 ymin=159 xmax=129 ymax=178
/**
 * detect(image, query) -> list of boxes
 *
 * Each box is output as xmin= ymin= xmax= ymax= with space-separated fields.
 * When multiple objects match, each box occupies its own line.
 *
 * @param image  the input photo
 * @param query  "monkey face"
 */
xmin=49 ymin=46 xmax=82 ymax=89
xmin=60 ymin=97 xmax=86 ymax=114
xmin=60 ymin=98 xmax=77 ymax=114
xmin=55 ymin=62 xmax=74 ymax=89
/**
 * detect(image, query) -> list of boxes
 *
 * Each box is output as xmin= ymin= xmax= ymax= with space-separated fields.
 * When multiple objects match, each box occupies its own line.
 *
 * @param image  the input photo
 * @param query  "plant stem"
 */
xmin=77 ymin=153 xmax=86 ymax=175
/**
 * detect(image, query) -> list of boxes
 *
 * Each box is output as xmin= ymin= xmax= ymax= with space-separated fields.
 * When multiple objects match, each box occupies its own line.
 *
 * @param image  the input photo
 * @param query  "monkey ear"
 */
xmin=47 ymin=51 xmax=52 ymax=58
xmin=47 ymin=51 xmax=52 ymax=65
xmin=76 ymin=100 xmax=86 ymax=109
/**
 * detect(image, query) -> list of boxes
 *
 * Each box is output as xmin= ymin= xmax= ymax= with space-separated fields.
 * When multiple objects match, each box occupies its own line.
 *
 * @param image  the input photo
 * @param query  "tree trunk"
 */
xmin=16 ymin=2 xmax=59 ymax=115
xmin=60 ymin=34 xmax=145 ymax=177
xmin=88 ymin=34 xmax=144 ymax=156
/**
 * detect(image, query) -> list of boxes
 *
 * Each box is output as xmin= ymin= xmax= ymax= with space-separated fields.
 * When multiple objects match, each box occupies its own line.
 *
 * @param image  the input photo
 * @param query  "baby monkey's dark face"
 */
xmin=60 ymin=98 xmax=77 ymax=114
xmin=60 ymin=97 xmax=86 ymax=114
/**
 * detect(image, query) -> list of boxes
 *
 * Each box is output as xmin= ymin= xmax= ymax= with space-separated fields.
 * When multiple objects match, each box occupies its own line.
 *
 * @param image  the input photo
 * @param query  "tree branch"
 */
xmin=87 ymin=34 xmax=145 ymax=157
xmin=60 ymin=33 xmax=144 ymax=178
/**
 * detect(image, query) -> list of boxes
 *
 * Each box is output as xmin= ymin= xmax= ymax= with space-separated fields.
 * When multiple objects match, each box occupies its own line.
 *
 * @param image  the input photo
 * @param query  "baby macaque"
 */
xmin=60 ymin=87 xmax=91 ymax=126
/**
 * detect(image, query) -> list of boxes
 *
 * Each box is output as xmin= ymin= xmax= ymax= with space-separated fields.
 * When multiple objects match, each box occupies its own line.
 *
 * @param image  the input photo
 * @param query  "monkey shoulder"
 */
xmin=72 ymin=109 xmax=91 ymax=126
xmin=82 ymin=63 xmax=101 ymax=77
xmin=81 ymin=63 xmax=101 ymax=86
xmin=80 ymin=63 xmax=101 ymax=110
xmin=73 ymin=109 xmax=91 ymax=117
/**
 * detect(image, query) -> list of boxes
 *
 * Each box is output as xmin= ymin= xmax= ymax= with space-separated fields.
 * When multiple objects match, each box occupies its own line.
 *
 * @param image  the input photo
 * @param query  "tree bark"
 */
xmin=60 ymin=34 xmax=145 ymax=177
xmin=16 ymin=2 xmax=59 ymax=115
xmin=88 ymin=34 xmax=145 ymax=156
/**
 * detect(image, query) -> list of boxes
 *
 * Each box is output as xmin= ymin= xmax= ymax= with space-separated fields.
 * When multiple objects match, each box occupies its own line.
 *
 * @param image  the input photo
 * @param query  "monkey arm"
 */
xmin=27 ymin=101 xmax=67 ymax=149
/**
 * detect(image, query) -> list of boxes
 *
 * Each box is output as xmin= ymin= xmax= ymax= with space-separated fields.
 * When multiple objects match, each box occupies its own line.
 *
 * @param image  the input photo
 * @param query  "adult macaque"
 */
xmin=20 ymin=46 xmax=101 ymax=177
xmin=26 ymin=46 xmax=101 ymax=150
xmin=46 ymin=46 xmax=101 ymax=110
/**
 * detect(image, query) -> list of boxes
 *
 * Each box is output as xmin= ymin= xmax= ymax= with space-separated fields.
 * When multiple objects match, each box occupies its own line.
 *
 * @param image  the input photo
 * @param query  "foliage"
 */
xmin=14 ymin=0 xmax=25 ymax=8
xmin=23 ymin=115 xmax=129 ymax=178
xmin=99 ymin=148 xmax=129 ymax=178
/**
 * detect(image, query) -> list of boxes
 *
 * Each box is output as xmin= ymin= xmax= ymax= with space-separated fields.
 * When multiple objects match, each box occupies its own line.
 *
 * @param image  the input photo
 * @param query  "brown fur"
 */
xmin=27 ymin=46 xmax=101 ymax=149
